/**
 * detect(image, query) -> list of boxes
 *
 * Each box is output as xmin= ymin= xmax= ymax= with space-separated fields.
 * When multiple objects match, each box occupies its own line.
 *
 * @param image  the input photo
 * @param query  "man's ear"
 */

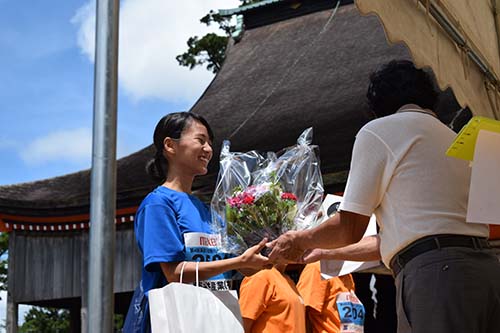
xmin=163 ymin=137 xmax=176 ymax=156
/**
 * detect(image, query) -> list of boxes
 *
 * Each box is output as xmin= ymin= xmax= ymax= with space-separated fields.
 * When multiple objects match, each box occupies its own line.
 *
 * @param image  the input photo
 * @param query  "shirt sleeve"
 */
xmin=296 ymin=263 xmax=327 ymax=312
xmin=139 ymin=202 xmax=186 ymax=272
xmin=239 ymin=274 xmax=271 ymax=320
xmin=340 ymin=128 xmax=397 ymax=216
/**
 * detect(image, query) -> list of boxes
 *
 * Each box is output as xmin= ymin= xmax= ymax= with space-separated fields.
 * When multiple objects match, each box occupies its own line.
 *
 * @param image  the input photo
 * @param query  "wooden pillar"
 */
xmin=6 ymin=292 xmax=18 ymax=333
xmin=6 ymin=232 xmax=18 ymax=333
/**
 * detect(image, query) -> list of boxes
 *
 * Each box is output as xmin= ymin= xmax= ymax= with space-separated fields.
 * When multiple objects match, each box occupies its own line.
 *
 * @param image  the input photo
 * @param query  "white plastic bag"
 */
xmin=149 ymin=262 xmax=243 ymax=333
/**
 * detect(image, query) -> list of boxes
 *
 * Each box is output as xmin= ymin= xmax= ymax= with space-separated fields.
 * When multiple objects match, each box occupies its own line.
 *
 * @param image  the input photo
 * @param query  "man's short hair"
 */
xmin=367 ymin=60 xmax=439 ymax=118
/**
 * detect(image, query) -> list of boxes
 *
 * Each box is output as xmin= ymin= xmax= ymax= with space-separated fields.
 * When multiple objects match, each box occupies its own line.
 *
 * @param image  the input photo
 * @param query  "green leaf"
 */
xmin=177 ymin=1 xmax=266 ymax=73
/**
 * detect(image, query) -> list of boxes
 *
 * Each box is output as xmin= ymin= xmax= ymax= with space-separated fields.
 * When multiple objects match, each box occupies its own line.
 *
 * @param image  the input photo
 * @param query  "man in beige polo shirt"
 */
xmin=268 ymin=60 xmax=500 ymax=333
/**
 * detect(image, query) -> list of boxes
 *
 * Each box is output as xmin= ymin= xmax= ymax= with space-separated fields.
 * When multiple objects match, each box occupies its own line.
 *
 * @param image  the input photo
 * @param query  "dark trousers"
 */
xmin=395 ymin=247 xmax=500 ymax=333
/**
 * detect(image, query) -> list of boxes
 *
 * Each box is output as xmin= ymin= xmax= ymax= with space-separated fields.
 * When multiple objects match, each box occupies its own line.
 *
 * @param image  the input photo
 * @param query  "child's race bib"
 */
xmin=336 ymin=291 xmax=365 ymax=333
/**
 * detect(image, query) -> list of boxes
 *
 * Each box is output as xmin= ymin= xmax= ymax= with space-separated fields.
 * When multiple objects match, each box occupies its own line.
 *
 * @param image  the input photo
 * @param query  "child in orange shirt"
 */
xmin=238 ymin=264 xmax=306 ymax=333
xmin=297 ymin=262 xmax=361 ymax=333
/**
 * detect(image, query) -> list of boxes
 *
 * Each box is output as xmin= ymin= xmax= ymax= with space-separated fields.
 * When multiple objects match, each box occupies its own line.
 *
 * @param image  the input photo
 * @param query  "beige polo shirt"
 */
xmin=340 ymin=105 xmax=489 ymax=267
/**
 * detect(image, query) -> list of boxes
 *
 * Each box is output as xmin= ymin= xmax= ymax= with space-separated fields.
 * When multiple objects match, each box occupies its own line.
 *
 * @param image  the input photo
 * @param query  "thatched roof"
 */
xmin=0 ymin=146 xmax=156 ymax=216
xmin=0 ymin=1 xmax=462 ymax=224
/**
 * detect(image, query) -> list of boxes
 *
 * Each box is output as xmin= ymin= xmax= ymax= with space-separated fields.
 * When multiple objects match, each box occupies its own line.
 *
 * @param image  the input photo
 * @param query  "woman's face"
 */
xmin=168 ymin=120 xmax=213 ymax=177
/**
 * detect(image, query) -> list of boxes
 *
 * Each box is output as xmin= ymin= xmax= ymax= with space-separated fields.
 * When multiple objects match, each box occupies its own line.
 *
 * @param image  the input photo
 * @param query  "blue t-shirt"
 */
xmin=134 ymin=186 xmax=235 ymax=294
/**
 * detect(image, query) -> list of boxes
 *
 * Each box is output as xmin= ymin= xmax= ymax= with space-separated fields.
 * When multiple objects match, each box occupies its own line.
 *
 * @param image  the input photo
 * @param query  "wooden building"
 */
xmin=0 ymin=1 xmax=484 ymax=331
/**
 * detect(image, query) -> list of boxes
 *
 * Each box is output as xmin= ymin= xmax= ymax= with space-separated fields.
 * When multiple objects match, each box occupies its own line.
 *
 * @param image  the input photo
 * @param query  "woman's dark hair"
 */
xmin=146 ymin=112 xmax=214 ymax=182
xmin=367 ymin=60 xmax=439 ymax=118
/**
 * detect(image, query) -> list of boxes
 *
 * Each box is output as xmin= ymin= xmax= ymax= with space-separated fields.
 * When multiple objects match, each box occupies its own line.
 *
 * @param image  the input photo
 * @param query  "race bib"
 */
xmin=336 ymin=291 xmax=365 ymax=333
xmin=184 ymin=232 xmax=236 ymax=290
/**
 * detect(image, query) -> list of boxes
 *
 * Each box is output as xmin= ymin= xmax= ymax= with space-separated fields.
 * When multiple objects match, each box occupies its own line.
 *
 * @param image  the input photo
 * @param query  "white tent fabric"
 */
xmin=355 ymin=0 xmax=500 ymax=119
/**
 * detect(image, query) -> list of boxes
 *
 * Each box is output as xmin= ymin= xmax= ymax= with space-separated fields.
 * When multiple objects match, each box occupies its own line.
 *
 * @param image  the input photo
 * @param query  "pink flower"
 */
xmin=228 ymin=193 xmax=255 ymax=207
xmin=227 ymin=196 xmax=242 ymax=207
xmin=281 ymin=192 xmax=297 ymax=201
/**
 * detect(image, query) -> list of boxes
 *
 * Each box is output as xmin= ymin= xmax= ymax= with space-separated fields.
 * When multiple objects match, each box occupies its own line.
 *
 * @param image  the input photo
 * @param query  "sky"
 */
xmin=0 ymin=0 xmax=240 ymax=187
xmin=0 ymin=0 xmax=240 ymax=326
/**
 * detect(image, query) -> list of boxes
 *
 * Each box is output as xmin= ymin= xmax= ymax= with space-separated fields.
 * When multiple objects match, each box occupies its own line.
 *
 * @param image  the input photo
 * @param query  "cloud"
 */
xmin=20 ymin=128 xmax=92 ymax=165
xmin=19 ymin=127 xmax=136 ymax=166
xmin=72 ymin=1 xmax=95 ymax=60
xmin=72 ymin=0 xmax=239 ymax=104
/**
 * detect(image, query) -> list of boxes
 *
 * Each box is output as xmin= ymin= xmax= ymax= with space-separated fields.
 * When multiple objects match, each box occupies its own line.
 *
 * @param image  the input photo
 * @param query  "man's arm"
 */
xmin=267 ymin=210 xmax=370 ymax=263
xmin=302 ymin=235 xmax=381 ymax=263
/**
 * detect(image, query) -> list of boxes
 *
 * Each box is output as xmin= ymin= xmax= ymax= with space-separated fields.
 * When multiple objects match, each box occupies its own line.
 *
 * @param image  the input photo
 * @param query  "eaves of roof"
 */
xmin=218 ymin=0 xmax=283 ymax=17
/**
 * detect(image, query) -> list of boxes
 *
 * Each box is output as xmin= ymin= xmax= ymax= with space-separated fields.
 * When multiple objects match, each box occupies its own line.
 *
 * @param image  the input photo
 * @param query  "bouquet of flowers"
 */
xmin=211 ymin=128 xmax=324 ymax=254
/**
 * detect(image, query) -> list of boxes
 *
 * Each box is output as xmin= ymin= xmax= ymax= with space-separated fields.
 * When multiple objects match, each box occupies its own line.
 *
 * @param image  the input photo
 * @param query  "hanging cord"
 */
xmin=228 ymin=0 xmax=341 ymax=139
xmin=485 ymin=81 xmax=500 ymax=119
xmin=457 ymin=24 xmax=471 ymax=81
xmin=423 ymin=0 xmax=433 ymax=31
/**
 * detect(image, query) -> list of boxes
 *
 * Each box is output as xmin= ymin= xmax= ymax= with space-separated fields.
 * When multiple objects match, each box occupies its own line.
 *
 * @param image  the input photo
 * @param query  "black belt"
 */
xmin=389 ymin=234 xmax=490 ymax=277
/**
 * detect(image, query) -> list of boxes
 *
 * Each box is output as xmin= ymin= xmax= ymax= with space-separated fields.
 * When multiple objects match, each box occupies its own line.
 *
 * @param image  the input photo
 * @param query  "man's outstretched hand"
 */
xmin=266 ymin=230 xmax=306 ymax=263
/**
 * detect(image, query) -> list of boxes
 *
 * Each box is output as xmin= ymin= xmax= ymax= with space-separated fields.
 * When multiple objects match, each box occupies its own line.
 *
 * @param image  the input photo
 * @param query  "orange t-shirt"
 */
xmin=296 ymin=262 xmax=355 ymax=333
xmin=239 ymin=267 xmax=306 ymax=333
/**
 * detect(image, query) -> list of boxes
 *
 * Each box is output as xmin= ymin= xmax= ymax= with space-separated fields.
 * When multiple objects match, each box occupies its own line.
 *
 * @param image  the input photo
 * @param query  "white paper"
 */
xmin=467 ymin=130 xmax=500 ymax=225
xmin=319 ymin=194 xmax=380 ymax=279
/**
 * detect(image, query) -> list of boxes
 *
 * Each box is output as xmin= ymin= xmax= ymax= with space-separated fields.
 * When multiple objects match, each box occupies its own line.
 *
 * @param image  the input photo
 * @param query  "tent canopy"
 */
xmin=355 ymin=0 xmax=500 ymax=119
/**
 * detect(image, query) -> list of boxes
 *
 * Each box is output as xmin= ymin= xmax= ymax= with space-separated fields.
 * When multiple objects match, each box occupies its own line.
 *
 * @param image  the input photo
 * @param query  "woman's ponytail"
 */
xmin=145 ymin=153 xmax=167 ymax=183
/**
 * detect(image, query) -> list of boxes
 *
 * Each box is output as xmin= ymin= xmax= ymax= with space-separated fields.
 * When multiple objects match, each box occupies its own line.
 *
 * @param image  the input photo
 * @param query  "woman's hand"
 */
xmin=239 ymin=238 xmax=271 ymax=270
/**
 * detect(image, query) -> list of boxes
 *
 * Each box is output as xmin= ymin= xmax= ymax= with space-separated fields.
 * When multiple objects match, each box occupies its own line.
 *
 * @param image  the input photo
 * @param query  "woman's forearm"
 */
xmin=161 ymin=257 xmax=243 ymax=283
xmin=160 ymin=239 xmax=269 ymax=283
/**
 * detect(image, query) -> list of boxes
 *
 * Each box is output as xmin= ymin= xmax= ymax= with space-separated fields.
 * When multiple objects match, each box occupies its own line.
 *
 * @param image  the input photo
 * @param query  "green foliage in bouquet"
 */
xmin=225 ymin=177 xmax=298 ymax=251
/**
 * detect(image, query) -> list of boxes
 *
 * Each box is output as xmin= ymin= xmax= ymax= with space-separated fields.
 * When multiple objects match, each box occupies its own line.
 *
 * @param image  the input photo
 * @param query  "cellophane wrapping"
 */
xmin=211 ymin=128 xmax=324 ymax=254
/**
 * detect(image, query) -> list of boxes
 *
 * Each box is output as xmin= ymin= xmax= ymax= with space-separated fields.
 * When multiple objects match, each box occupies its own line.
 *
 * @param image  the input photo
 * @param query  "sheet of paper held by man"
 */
xmin=467 ymin=130 xmax=500 ymax=225
xmin=319 ymin=194 xmax=380 ymax=279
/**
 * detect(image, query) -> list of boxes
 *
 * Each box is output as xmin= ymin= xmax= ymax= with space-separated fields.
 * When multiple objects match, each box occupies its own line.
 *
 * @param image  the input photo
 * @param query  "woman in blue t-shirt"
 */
xmin=124 ymin=112 xmax=269 ymax=332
